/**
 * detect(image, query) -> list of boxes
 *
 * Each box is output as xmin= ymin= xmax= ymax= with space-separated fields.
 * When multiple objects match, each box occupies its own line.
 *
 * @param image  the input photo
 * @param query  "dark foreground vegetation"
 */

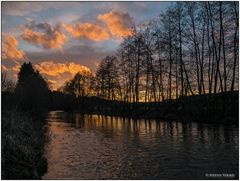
xmin=2 ymin=111 xmax=47 ymax=179
xmin=2 ymin=63 xmax=49 ymax=179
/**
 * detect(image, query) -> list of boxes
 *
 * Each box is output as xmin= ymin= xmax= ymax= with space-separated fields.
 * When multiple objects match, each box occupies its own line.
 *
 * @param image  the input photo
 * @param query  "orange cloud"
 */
xmin=1 ymin=64 xmax=21 ymax=81
xmin=68 ymin=62 xmax=92 ymax=75
xmin=35 ymin=61 xmax=69 ymax=76
xmin=2 ymin=33 xmax=25 ymax=61
xmin=64 ymin=11 xmax=133 ymax=41
xmin=47 ymin=79 xmax=57 ymax=89
xmin=35 ymin=61 xmax=92 ymax=90
xmin=35 ymin=61 xmax=91 ymax=77
xmin=21 ymin=21 xmax=67 ymax=49
xmin=63 ymin=22 xmax=110 ymax=41
xmin=1 ymin=65 xmax=8 ymax=71
xmin=12 ymin=64 xmax=21 ymax=72
xmin=98 ymin=11 xmax=133 ymax=37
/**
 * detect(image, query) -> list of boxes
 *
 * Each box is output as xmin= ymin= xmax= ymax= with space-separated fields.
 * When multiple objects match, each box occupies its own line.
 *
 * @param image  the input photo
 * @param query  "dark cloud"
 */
xmin=21 ymin=21 xmax=67 ymax=49
xmin=26 ymin=44 xmax=112 ymax=71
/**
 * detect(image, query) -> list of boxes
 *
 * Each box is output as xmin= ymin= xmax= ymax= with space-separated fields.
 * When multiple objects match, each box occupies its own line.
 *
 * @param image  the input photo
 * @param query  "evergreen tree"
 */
xmin=15 ymin=62 xmax=50 ymax=113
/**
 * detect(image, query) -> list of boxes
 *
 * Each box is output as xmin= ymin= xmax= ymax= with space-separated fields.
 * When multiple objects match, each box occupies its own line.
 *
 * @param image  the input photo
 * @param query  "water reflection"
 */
xmin=43 ymin=111 xmax=239 ymax=179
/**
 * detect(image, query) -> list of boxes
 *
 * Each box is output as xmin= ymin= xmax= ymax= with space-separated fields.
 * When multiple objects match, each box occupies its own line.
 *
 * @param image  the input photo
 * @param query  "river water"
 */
xmin=43 ymin=111 xmax=239 ymax=179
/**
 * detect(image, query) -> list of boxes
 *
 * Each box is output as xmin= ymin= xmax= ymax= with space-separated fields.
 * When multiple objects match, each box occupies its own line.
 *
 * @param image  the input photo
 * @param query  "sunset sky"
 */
xmin=2 ymin=1 xmax=170 ymax=90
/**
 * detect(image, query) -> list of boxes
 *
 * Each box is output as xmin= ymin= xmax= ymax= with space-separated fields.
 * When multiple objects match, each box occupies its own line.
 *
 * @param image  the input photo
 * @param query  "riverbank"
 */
xmin=1 ymin=111 xmax=48 ymax=179
xmin=53 ymin=91 xmax=239 ymax=125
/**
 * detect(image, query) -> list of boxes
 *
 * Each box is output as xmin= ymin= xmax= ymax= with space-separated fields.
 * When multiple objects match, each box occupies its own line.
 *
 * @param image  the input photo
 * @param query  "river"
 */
xmin=42 ymin=111 xmax=238 ymax=179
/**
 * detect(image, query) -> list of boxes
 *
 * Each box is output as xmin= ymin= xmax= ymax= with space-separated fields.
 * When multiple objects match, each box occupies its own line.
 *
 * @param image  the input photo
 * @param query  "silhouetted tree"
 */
xmin=15 ymin=62 xmax=50 ymax=113
xmin=96 ymin=56 xmax=120 ymax=100
xmin=62 ymin=70 xmax=94 ymax=98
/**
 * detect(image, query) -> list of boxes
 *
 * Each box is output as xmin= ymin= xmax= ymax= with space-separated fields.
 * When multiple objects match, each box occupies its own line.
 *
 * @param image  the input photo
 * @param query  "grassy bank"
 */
xmin=1 ymin=111 xmax=48 ymax=179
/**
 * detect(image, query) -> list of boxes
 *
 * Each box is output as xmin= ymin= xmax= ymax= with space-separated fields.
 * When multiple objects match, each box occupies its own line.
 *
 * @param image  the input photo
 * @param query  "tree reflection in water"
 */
xmin=43 ymin=111 xmax=238 ymax=179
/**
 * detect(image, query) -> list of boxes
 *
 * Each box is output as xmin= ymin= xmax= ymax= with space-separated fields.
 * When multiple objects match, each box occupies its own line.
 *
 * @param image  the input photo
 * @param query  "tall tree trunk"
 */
xmin=169 ymin=14 xmax=173 ymax=99
xmin=178 ymin=4 xmax=184 ymax=97
xmin=208 ymin=2 xmax=220 ymax=94
xmin=190 ymin=7 xmax=201 ymax=94
xmin=231 ymin=1 xmax=238 ymax=92
xmin=215 ymin=2 xmax=223 ymax=93
xmin=200 ymin=17 xmax=206 ymax=94
xmin=135 ymin=38 xmax=140 ymax=103
xmin=149 ymin=52 xmax=157 ymax=102
xmin=157 ymin=39 xmax=165 ymax=101
xmin=220 ymin=2 xmax=227 ymax=92
xmin=145 ymin=58 xmax=150 ymax=102
xmin=206 ymin=3 xmax=213 ymax=94
xmin=175 ymin=52 xmax=179 ymax=99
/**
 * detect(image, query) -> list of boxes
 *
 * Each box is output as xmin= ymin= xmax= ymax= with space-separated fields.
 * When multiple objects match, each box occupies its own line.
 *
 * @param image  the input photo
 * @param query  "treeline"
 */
xmin=61 ymin=2 xmax=238 ymax=102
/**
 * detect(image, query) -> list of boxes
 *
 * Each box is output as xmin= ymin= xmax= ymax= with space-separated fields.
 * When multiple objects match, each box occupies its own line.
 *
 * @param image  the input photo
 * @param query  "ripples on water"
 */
xmin=43 ymin=111 xmax=239 ymax=179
